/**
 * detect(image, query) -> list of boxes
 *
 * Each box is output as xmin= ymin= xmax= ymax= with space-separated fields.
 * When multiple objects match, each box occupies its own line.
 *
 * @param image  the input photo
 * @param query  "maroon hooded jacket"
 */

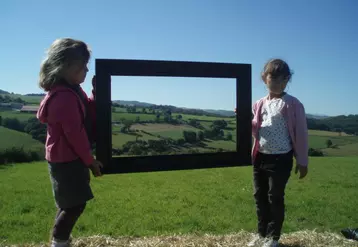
xmin=37 ymin=84 xmax=96 ymax=166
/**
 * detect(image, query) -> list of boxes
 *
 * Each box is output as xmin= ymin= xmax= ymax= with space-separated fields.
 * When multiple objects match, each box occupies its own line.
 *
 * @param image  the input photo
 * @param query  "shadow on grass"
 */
xmin=0 ymin=164 xmax=13 ymax=170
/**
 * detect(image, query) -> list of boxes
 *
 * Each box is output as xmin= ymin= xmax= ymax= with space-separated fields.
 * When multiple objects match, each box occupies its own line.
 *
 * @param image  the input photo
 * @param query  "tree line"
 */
xmin=0 ymin=94 xmax=26 ymax=104
xmin=307 ymin=115 xmax=358 ymax=135
xmin=111 ymin=102 xmax=231 ymax=118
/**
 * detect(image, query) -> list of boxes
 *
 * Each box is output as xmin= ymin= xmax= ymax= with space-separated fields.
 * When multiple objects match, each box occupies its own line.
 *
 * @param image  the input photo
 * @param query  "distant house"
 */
xmin=20 ymin=105 xmax=39 ymax=113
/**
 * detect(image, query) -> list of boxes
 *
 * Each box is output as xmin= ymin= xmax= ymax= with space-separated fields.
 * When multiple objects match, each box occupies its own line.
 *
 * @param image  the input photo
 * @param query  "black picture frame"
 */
xmin=95 ymin=59 xmax=252 ymax=174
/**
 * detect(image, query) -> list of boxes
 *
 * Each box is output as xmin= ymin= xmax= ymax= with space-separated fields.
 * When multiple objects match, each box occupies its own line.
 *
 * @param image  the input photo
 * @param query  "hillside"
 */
xmin=308 ymin=115 xmax=358 ymax=135
xmin=0 ymin=126 xmax=44 ymax=152
xmin=1 ymin=88 xmax=358 ymax=135
xmin=0 ymin=89 xmax=10 ymax=94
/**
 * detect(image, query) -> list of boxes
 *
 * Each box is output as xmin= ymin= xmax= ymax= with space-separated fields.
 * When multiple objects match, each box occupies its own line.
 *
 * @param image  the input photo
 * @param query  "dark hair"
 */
xmin=261 ymin=58 xmax=293 ymax=83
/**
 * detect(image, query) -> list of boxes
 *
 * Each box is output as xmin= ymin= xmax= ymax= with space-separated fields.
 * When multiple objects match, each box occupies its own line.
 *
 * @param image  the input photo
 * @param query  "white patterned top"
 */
xmin=258 ymin=95 xmax=292 ymax=154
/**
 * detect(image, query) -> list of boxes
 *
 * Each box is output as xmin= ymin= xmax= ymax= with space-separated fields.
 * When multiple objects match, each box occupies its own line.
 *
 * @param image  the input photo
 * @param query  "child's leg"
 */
xmin=253 ymin=159 xmax=270 ymax=237
xmin=52 ymin=203 xmax=86 ymax=242
xmin=266 ymin=153 xmax=293 ymax=241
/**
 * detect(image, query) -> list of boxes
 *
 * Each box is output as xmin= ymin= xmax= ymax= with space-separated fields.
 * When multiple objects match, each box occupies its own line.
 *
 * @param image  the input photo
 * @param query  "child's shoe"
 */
xmin=247 ymin=233 xmax=265 ymax=246
xmin=262 ymin=238 xmax=279 ymax=247
xmin=341 ymin=228 xmax=358 ymax=241
xmin=51 ymin=238 xmax=70 ymax=247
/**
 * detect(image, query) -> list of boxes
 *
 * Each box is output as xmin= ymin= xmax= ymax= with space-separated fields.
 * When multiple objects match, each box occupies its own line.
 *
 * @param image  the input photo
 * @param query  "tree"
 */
xmin=2 ymin=117 xmax=24 ymax=132
xmin=176 ymin=115 xmax=183 ymax=120
xmin=198 ymin=131 xmax=204 ymax=141
xmin=142 ymin=108 xmax=147 ymax=114
xmin=183 ymin=131 xmax=197 ymax=143
xmin=135 ymin=116 xmax=140 ymax=123
xmin=308 ymin=148 xmax=324 ymax=157
xmin=227 ymin=132 xmax=233 ymax=141
xmin=189 ymin=119 xmax=198 ymax=127
xmin=326 ymin=139 xmax=333 ymax=148
xmin=211 ymin=120 xmax=228 ymax=130
xmin=122 ymin=120 xmax=133 ymax=132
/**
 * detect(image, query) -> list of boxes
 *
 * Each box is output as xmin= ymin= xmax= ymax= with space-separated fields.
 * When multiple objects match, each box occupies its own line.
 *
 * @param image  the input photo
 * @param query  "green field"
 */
xmin=132 ymin=123 xmax=198 ymax=139
xmin=322 ymin=142 xmax=358 ymax=156
xmin=112 ymin=132 xmax=159 ymax=148
xmin=112 ymin=112 xmax=158 ymax=122
xmin=0 ymin=93 xmax=43 ymax=105
xmin=2 ymin=106 xmax=358 ymax=157
xmin=172 ymin=113 xmax=233 ymax=121
xmin=0 ymin=157 xmax=357 ymax=245
xmin=308 ymin=129 xmax=352 ymax=137
xmin=0 ymin=111 xmax=37 ymax=122
xmin=0 ymin=126 xmax=43 ymax=152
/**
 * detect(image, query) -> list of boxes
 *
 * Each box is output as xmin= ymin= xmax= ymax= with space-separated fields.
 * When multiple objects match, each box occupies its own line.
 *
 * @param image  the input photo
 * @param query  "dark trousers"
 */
xmin=253 ymin=150 xmax=293 ymax=241
xmin=52 ymin=203 xmax=87 ymax=241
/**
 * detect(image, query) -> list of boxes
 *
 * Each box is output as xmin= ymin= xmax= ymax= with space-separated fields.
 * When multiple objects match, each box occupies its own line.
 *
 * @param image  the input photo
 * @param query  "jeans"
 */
xmin=253 ymin=150 xmax=293 ymax=241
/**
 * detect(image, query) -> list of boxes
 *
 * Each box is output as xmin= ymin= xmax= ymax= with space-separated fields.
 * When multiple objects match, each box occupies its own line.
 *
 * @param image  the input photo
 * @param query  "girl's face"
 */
xmin=66 ymin=63 xmax=89 ymax=85
xmin=264 ymin=74 xmax=288 ymax=95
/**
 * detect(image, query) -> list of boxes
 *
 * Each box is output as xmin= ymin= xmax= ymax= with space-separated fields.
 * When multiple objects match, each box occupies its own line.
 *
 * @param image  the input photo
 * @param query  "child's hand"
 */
xmin=295 ymin=164 xmax=308 ymax=179
xmin=90 ymin=159 xmax=103 ymax=177
xmin=234 ymin=108 xmax=237 ymax=114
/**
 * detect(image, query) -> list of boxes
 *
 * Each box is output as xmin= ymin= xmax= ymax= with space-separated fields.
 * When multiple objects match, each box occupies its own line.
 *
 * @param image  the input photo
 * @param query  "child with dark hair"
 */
xmin=237 ymin=58 xmax=309 ymax=247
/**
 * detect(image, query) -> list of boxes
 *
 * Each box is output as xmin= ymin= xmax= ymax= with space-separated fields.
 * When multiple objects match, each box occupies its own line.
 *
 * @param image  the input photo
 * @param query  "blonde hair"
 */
xmin=39 ymin=38 xmax=91 ymax=91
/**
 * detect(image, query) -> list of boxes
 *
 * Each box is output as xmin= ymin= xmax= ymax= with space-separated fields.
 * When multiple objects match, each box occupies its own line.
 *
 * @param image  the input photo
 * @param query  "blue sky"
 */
xmin=0 ymin=0 xmax=357 ymax=116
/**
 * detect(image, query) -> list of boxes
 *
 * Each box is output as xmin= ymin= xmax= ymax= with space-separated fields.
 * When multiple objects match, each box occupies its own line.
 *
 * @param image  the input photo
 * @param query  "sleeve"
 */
xmin=51 ymin=92 xmax=94 ymax=166
xmin=294 ymin=102 xmax=309 ymax=166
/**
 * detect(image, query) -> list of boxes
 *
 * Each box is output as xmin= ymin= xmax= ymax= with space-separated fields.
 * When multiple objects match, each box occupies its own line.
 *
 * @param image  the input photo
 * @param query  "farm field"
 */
xmin=0 ymin=126 xmax=43 ymax=152
xmin=0 ymin=157 xmax=357 ymax=246
xmin=0 ymin=111 xmax=37 ymax=122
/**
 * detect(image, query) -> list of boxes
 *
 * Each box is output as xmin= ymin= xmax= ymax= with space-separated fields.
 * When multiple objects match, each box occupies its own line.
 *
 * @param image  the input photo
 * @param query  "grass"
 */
xmin=0 ymin=157 xmax=357 ymax=245
xmin=204 ymin=140 xmax=236 ymax=150
xmin=172 ymin=113 xmax=233 ymax=121
xmin=112 ymin=112 xmax=158 ymax=122
xmin=112 ymin=132 xmax=159 ymax=148
xmin=132 ymin=123 xmax=199 ymax=139
xmin=0 ymin=111 xmax=36 ymax=122
xmin=322 ymin=142 xmax=358 ymax=156
xmin=308 ymin=129 xmax=352 ymax=136
xmin=0 ymin=126 xmax=43 ymax=152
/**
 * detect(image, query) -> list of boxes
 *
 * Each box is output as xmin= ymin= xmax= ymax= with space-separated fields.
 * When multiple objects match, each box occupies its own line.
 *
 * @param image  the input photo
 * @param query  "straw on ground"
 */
xmin=2 ymin=230 xmax=357 ymax=247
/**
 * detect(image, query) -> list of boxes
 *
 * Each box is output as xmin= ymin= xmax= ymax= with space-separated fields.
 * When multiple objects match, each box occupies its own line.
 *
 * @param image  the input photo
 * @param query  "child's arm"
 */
xmin=50 ymin=92 xmax=94 ymax=166
xmin=294 ymin=102 xmax=309 ymax=167
xmin=251 ymin=101 xmax=260 ymax=137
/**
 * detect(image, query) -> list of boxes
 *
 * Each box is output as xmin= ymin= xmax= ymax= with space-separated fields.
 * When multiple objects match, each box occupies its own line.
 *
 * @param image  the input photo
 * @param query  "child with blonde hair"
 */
xmin=236 ymin=58 xmax=308 ymax=247
xmin=37 ymin=38 xmax=103 ymax=247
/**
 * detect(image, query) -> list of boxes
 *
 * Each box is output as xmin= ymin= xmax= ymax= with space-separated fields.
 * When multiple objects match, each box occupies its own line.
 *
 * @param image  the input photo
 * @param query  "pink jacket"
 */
xmin=252 ymin=94 xmax=309 ymax=167
xmin=37 ymin=85 xmax=96 ymax=166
